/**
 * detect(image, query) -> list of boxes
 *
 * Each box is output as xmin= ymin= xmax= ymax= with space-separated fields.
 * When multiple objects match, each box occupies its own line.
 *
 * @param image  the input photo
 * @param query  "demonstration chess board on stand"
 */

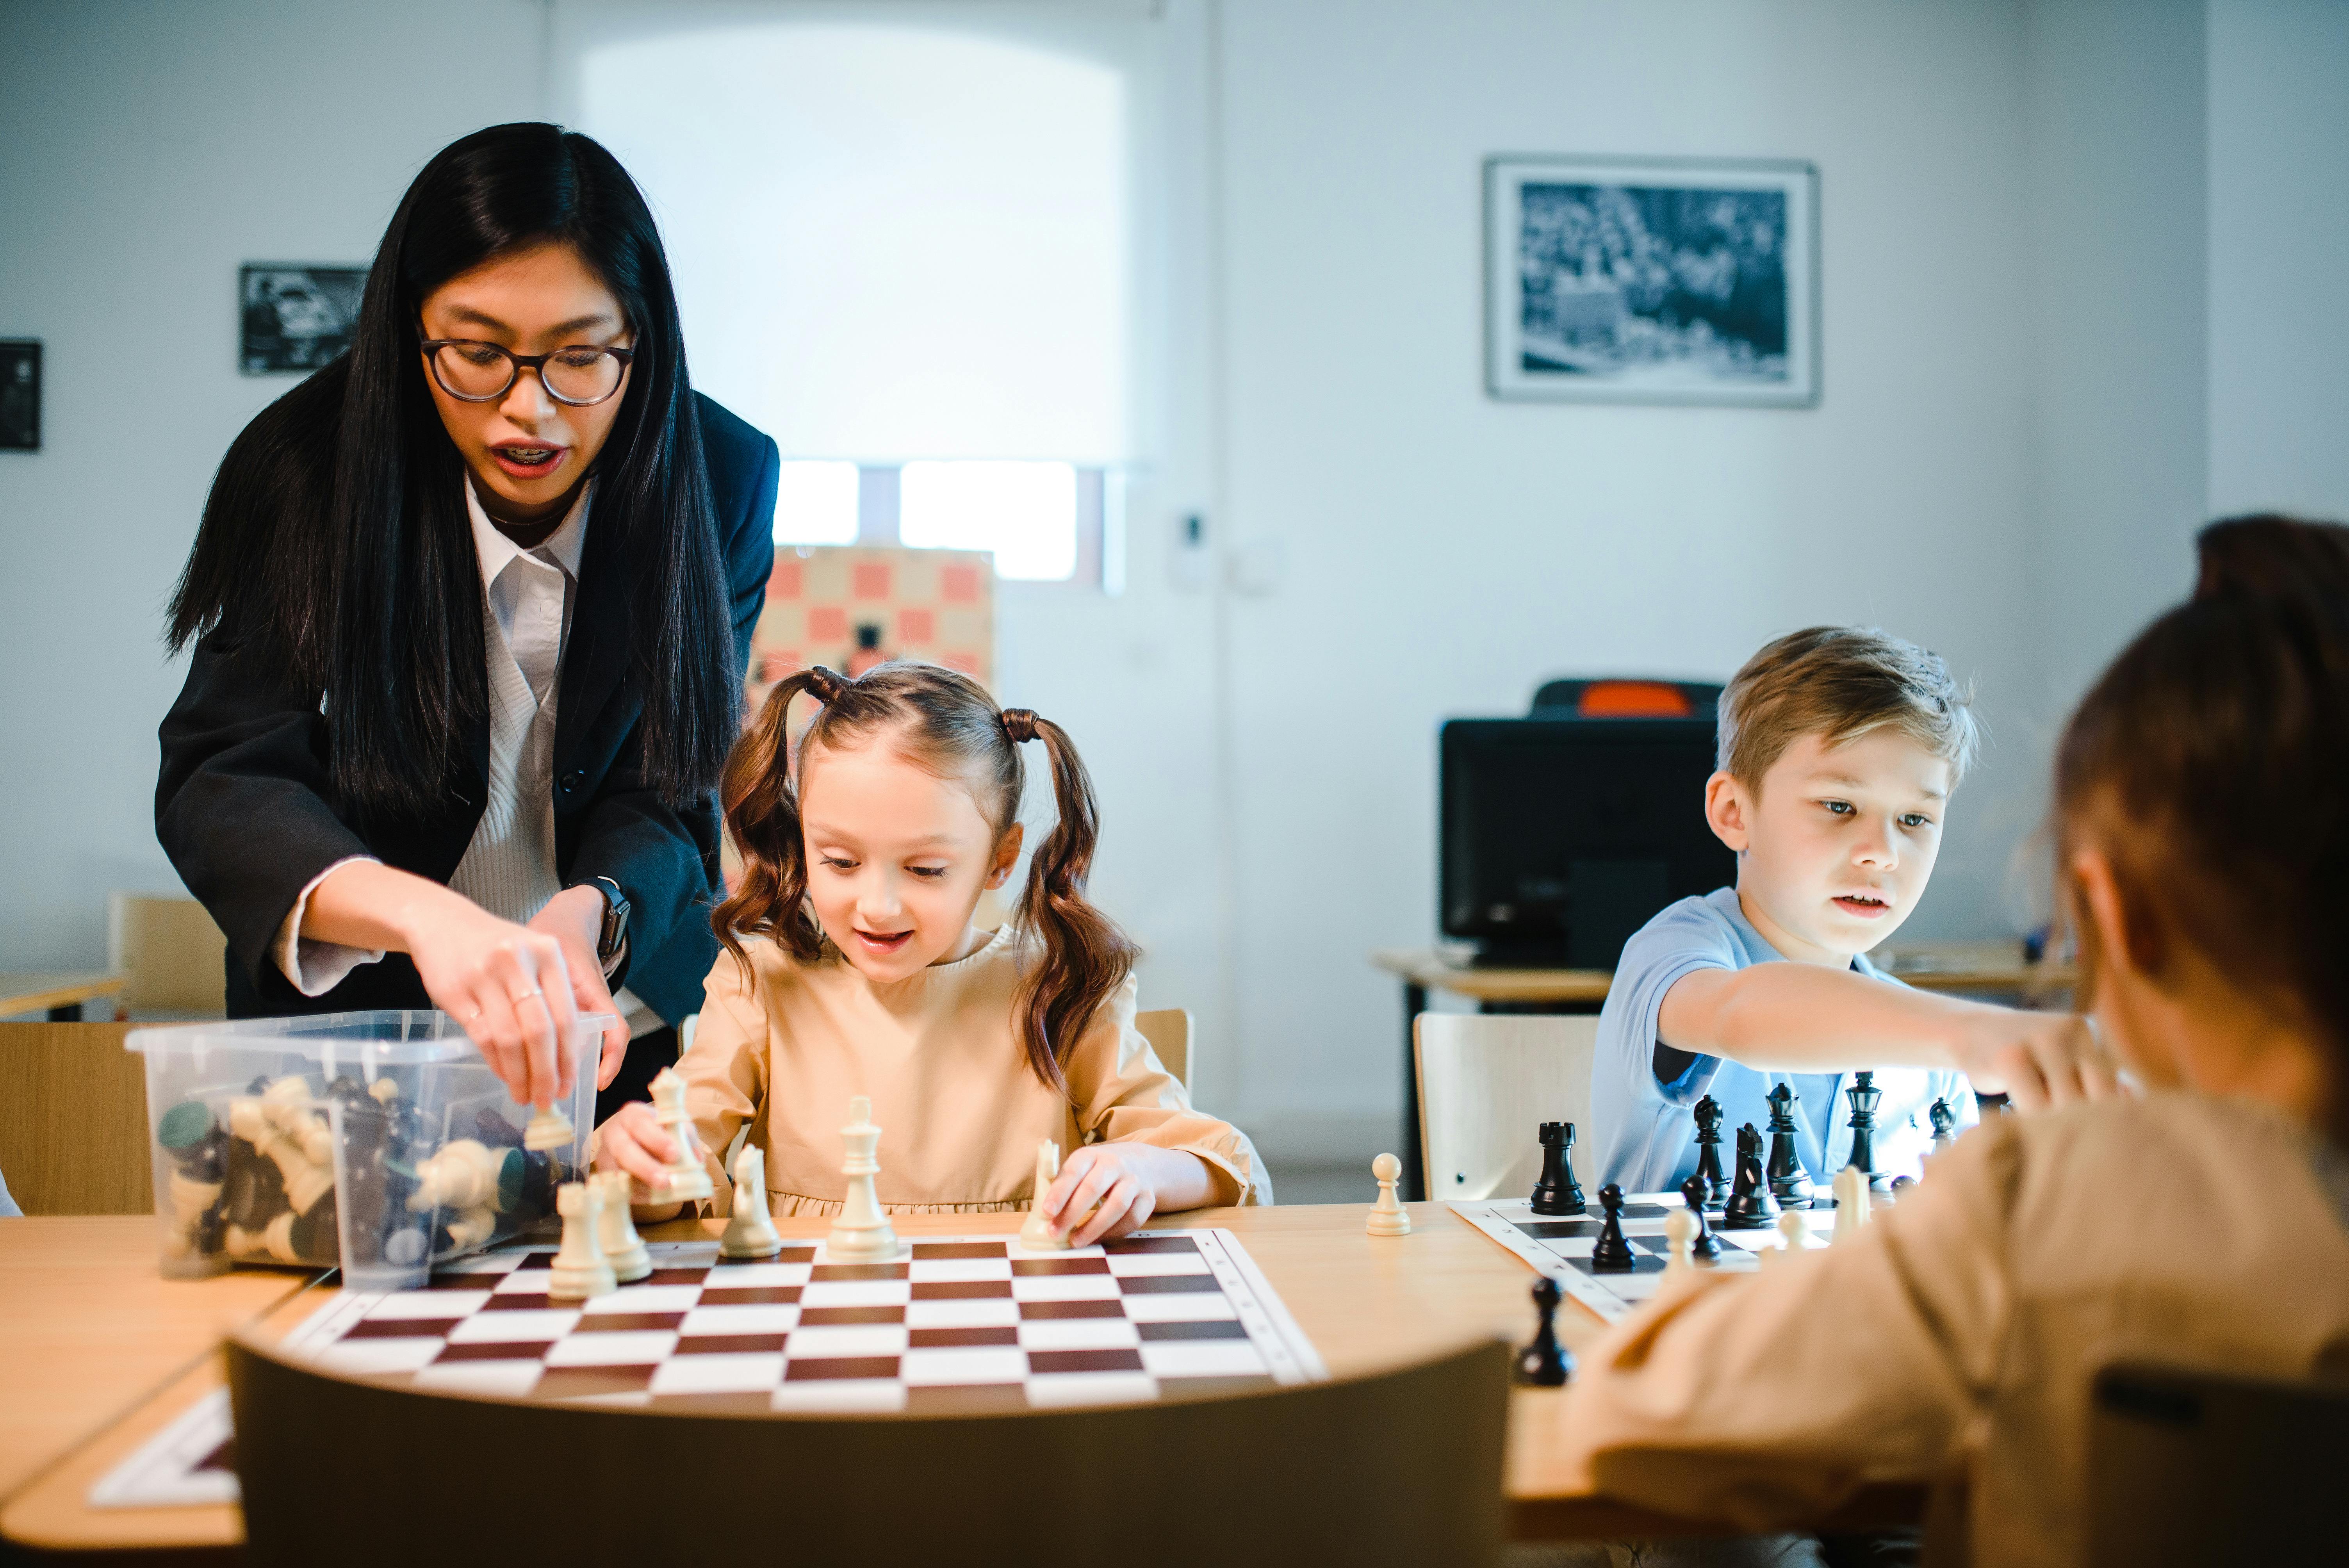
xmin=1451 ymin=1194 xmax=1884 ymax=1323
xmin=90 ymin=1228 xmax=1323 ymax=1508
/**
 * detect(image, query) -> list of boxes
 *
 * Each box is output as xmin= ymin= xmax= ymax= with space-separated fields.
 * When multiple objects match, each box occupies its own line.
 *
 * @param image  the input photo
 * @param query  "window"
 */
xmin=772 ymin=461 xmax=861 ymax=547
xmin=582 ymin=23 xmax=1133 ymax=585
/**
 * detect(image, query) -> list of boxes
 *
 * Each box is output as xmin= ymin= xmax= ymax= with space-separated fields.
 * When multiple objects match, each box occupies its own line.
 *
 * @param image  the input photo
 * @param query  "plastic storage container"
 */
xmin=128 ymin=1010 xmax=607 ymax=1290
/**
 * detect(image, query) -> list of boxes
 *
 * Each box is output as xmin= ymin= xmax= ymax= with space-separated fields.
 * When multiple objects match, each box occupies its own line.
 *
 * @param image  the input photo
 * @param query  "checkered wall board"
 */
xmin=91 ymin=1229 xmax=1322 ymax=1507
xmin=1451 ymin=1193 xmax=1894 ymax=1322
xmin=748 ymin=546 xmax=995 ymax=715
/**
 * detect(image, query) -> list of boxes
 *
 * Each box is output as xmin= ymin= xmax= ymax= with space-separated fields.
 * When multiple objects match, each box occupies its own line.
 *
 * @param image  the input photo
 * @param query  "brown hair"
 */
xmin=2194 ymin=513 xmax=2349 ymax=604
xmin=1716 ymin=626 xmax=1979 ymax=788
xmin=2056 ymin=525 xmax=2349 ymax=1141
xmin=713 ymin=661 xmax=1138 ymax=1096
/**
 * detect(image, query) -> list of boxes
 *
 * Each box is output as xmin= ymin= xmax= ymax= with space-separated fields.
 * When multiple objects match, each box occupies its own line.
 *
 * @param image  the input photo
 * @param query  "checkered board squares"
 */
xmin=749 ymin=545 xmax=994 ymax=710
xmin=1449 ymin=1194 xmax=1883 ymax=1323
xmin=289 ymin=1229 xmax=1323 ymax=1417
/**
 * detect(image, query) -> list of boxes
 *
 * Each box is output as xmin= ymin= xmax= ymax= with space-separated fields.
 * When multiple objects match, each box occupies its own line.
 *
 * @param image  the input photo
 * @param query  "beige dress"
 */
xmin=1547 ymin=1092 xmax=2349 ymax=1568
xmin=669 ymin=925 xmax=1263 ymax=1217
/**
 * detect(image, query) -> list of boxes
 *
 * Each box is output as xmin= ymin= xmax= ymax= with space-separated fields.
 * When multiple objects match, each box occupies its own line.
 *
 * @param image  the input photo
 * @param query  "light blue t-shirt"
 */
xmin=1591 ymin=887 xmax=1977 ymax=1193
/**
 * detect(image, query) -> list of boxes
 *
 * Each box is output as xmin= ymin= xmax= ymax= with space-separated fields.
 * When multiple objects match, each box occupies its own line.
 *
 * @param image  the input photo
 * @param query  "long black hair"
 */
xmin=167 ymin=123 xmax=736 ymax=815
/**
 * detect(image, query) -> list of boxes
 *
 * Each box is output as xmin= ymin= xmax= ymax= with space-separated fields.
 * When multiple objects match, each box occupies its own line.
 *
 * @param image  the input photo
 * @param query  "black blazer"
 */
xmin=156 ymin=393 xmax=779 ymax=1028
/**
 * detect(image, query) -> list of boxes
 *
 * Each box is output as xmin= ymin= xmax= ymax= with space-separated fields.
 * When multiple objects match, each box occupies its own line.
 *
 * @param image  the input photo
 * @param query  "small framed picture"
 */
xmin=1485 ymin=155 xmax=1820 ymax=407
xmin=0 ymin=340 xmax=38 ymax=451
xmin=239 ymin=264 xmax=367 ymax=374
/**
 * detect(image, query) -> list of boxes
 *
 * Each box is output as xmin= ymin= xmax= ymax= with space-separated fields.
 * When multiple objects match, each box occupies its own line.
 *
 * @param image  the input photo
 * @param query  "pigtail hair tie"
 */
xmin=1000 ymin=707 xmax=1040 ymax=744
xmin=805 ymin=665 xmax=847 ymax=703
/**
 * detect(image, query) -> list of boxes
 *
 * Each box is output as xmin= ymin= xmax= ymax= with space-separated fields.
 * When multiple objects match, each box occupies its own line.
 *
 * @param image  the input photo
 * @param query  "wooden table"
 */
xmin=0 ymin=972 xmax=126 ymax=1023
xmin=0 ymin=1204 xmax=1922 ymax=1555
xmin=1372 ymin=938 xmax=2076 ymax=1199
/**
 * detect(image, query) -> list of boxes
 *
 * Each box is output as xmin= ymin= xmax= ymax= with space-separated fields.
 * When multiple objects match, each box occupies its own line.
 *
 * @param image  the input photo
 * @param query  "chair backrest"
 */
xmin=0 ymin=1022 xmax=150 ymax=1213
xmin=2087 ymin=1360 xmax=2349 ymax=1566
xmin=106 ymin=893 xmax=227 ymax=1014
xmin=228 ymin=1334 xmax=1509 ymax=1568
xmin=1134 ymin=1007 xmax=1191 ymax=1089
xmin=1415 ymin=1014 xmax=1600 ymax=1203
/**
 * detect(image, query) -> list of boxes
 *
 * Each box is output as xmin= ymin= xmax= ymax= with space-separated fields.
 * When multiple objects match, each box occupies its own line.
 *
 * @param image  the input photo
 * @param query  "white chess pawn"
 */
xmin=596 ymin=1169 xmax=652 ymax=1281
xmin=720 ymin=1144 xmax=783 ymax=1259
xmin=549 ymin=1180 xmax=617 ymax=1299
xmin=524 ymin=1104 xmax=576 ymax=1153
xmin=1365 ymin=1152 xmax=1410 ymax=1237
xmin=1019 ymin=1139 xmax=1070 ymax=1251
xmin=1832 ymin=1165 xmax=1872 ymax=1244
xmin=825 ymin=1096 xmax=902 ymax=1262
xmin=638 ymin=1067 xmax=713 ymax=1205
xmin=1765 ymin=1209 xmax=1807 ymax=1267
xmin=1661 ymin=1205 xmax=1698 ymax=1280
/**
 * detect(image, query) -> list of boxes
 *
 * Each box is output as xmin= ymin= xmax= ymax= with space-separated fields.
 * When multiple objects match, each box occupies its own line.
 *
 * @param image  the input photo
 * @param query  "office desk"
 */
xmin=0 ymin=972 xmax=127 ymax=1023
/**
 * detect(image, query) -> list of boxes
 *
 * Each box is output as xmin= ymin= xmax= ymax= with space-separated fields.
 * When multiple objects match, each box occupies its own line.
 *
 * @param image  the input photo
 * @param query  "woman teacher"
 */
xmin=159 ymin=124 xmax=778 ymax=1119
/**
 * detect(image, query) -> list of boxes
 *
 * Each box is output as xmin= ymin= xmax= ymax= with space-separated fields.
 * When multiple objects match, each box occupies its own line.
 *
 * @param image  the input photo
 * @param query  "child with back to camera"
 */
xmin=595 ymin=661 xmax=1262 ymax=1242
xmin=1591 ymin=627 xmax=2120 ymax=1196
xmin=1554 ymin=520 xmax=2349 ymax=1567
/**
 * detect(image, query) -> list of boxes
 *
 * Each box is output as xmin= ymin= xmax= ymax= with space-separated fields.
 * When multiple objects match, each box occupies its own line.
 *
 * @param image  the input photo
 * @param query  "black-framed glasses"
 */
xmin=419 ymin=338 xmax=636 ymax=406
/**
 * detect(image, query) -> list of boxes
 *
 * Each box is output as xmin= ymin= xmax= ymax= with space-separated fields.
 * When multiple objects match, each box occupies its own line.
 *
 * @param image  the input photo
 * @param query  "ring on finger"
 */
xmin=508 ymin=987 xmax=544 ymax=1004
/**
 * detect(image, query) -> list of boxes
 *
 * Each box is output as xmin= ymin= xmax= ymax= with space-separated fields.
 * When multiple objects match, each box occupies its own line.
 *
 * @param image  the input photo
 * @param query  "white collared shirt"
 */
xmin=275 ymin=481 xmax=659 ymax=1035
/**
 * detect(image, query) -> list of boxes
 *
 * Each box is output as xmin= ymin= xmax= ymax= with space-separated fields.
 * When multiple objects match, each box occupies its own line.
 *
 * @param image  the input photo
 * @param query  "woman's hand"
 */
xmin=592 ymin=1101 xmax=687 ymax=1221
xmin=527 ymin=885 xmax=633 ymax=1092
xmin=298 ymin=861 xmax=617 ymax=1110
xmin=1036 ymin=1144 xmax=1221 ymax=1248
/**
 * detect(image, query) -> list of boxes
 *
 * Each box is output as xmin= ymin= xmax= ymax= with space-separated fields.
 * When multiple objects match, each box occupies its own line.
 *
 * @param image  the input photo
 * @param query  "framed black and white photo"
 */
xmin=1485 ymin=156 xmax=1819 ymax=407
xmin=239 ymin=264 xmax=367 ymax=374
xmin=0 ymin=340 xmax=38 ymax=451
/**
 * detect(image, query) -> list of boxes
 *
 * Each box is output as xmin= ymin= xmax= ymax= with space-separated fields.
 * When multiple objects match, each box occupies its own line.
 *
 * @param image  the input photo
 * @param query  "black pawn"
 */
xmin=1677 ymin=1175 xmax=1723 ymax=1260
xmin=1513 ymin=1276 xmax=1574 ymax=1386
xmin=1589 ymin=1183 xmax=1637 ymax=1271
xmin=1691 ymin=1094 xmax=1728 ymax=1209
xmin=1721 ymin=1123 xmax=1780 ymax=1229
xmin=1764 ymin=1082 xmax=1814 ymax=1208
xmin=1846 ymin=1070 xmax=1887 ymax=1189
xmin=1928 ymin=1096 xmax=1956 ymax=1143
xmin=1530 ymin=1121 xmax=1586 ymax=1216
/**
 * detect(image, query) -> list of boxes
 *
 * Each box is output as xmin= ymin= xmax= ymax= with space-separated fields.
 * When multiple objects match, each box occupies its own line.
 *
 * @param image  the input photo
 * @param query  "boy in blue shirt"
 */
xmin=1593 ymin=627 xmax=2119 ymax=1194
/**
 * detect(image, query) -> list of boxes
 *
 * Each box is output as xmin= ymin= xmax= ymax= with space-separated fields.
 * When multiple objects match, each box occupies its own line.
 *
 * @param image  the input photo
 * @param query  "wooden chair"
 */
xmin=107 ymin=893 xmax=228 ymax=1017
xmin=0 ymin=1021 xmax=151 ymax=1214
xmin=1414 ymin=1014 xmax=1600 ymax=1203
xmin=227 ymin=1334 xmax=1510 ymax=1568
xmin=2086 ymin=1360 xmax=2349 ymax=1566
xmin=1134 ymin=1006 xmax=1191 ymax=1089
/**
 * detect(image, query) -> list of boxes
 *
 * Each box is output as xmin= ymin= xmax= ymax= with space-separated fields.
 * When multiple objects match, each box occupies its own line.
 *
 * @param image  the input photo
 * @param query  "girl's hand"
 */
xmin=1037 ymin=1143 xmax=1224 ymax=1248
xmin=593 ymin=1100 xmax=681 ymax=1190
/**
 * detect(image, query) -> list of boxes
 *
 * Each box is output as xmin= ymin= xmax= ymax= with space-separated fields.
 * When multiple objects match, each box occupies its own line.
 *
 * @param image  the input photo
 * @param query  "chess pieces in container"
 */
xmin=1721 ymin=1123 xmax=1780 ymax=1229
xmin=1366 ymin=1152 xmax=1411 ymax=1237
xmin=1021 ymin=1139 xmax=1071 ymax=1250
xmin=405 ymin=1139 xmax=519 ymax=1217
xmin=1512 ymin=1276 xmax=1574 ymax=1386
xmin=720 ymin=1144 xmax=783 ymax=1259
xmin=636 ymin=1067 xmax=713 ymax=1206
xmin=1529 ymin=1122 xmax=1586 ymax=1215
xmin=1590 ymin=1183 xmax=1636 ymax=1272
xmin=595 ymin=1169 xmax=652 ymax=1281
xmin=157 ymin=1101 xmax=227 ymax=1263
xmin=1691 ymin=1094 xmax=1729 ymax=1210
xmin=548 ymin=1180 xmax=617 ymax=1299
xmin=1845 ymin=1070 xmax=1889 ymax=1190
xmin=826 ymin=1096 xmax=902 ymax=1262
xmin=1832 ymin=1164 xmax=1872 ymax=1243
xmin=523 ymin=1104 xmax=575 ymax=1154
xmin=1763 ymin=1082 xmax=1815 ymax=1208
xmin=1676 ymin=1176 xmax=1722 ymax=1261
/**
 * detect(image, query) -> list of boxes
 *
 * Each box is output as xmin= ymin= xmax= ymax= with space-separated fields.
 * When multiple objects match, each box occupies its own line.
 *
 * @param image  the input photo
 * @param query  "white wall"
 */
xmin=2207 ymin=0 xmax=2349 ymax=521
xmin=0 ymin=0 xmax=544 ymax=968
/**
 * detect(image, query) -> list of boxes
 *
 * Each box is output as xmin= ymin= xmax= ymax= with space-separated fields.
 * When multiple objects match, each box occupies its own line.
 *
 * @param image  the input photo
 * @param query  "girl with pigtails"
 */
xmin=595 ymin=661 xmax=1264 ymax=1240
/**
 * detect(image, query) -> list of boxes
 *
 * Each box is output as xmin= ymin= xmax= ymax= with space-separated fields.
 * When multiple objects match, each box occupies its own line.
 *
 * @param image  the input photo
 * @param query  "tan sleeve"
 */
xmin=1062 ymin=974 xmax=1264 ymax=1208
xmin=1551 ymin=1123 xmax=2023 ymax=1529
xmin=671 ymin=948 xmax=770 ymax=1217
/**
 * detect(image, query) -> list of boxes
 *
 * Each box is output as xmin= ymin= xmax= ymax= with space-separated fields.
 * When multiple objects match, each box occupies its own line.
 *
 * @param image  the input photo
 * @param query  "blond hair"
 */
xmin=1718 ymin=627 xmax=1979 ymax=788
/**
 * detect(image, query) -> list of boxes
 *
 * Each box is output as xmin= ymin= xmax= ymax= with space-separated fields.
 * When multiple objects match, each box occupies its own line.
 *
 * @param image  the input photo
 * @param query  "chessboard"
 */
xmin=91 ymin=1228 xmax=1322 ymax=1508
xmin=1450 ymin=1193 xmax=1890 ymax=1323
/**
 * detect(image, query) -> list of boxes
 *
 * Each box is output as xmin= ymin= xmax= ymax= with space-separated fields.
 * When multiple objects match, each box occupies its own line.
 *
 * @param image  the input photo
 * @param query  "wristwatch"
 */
xmin=578 ymin=875 xmax=629 ymax=977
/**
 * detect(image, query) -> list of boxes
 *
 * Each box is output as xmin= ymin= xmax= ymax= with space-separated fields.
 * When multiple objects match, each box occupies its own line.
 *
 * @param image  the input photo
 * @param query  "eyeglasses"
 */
xmin=419 ymin=338 xmax=636 ymax=407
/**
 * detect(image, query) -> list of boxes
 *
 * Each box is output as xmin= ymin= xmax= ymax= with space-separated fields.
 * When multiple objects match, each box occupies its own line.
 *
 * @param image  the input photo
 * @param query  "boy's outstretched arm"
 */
xmin=1658 ymin=965 xmax=2121 ymax=1110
